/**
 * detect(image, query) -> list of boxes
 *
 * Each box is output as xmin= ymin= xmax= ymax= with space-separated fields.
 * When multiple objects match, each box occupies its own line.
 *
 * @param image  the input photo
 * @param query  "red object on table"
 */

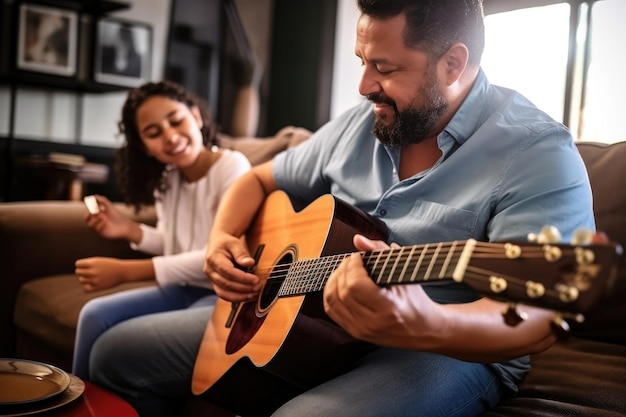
xmin=45 ymin=381 xmax=138 ymax=417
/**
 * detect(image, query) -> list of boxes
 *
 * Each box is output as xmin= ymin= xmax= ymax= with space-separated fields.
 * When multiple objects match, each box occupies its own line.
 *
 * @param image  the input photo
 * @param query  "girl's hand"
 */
xmin=85 ymin=195 xmax=136 ymax=240
xmin=75 ymin=257 xmax=127 ymax=292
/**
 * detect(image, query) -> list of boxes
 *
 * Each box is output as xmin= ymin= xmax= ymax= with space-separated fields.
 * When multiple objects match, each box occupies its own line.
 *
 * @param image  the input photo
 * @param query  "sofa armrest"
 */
xmin=217 ymin=126 xmax=312 ymax=166
xmin=0 ymin=200 xmax=155 ymax=357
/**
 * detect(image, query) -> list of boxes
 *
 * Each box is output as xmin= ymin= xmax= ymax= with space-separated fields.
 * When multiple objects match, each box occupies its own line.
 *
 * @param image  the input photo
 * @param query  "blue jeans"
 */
xmin=72 ymin=284 xmax=215 ymax=379
xmin=90 ymin=307 xmax=503 ymax=417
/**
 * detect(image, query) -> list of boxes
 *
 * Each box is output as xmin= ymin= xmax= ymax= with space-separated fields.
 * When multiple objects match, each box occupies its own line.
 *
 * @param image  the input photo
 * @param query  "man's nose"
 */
xmin=358 ymin=66 xmax=381 ymax=97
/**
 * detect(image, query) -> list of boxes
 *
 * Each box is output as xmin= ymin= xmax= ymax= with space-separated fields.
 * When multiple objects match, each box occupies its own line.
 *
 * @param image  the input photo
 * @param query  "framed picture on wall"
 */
xmin=17 ymin=3 xmax=78 ymax=76
xmin=94 ymin=17 xmax=152 ymax=87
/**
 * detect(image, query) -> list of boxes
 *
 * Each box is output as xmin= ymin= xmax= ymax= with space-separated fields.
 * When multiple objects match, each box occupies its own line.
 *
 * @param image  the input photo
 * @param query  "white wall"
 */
xmin=330 ymin=0 xmax=363 ymax=119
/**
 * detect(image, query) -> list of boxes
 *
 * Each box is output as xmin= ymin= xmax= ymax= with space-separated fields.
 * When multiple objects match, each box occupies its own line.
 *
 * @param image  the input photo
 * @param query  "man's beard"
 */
xmin=371 ymin=74 xmax=448 ymax=148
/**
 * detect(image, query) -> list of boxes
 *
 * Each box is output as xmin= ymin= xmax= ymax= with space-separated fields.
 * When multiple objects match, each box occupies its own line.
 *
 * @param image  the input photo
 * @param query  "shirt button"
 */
xmin=379 ymin=209 xmax=387 ymax=216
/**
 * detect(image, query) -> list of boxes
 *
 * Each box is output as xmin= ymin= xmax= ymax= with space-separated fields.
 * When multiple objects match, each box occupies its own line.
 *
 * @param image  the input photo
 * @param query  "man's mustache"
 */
xmin=367 ymin=93 xmax=395 ymax=108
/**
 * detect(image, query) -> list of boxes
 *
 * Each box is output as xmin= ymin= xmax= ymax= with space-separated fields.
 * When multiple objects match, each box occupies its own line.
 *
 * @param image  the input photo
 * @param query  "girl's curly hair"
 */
xmin=115 ymin=80 xmax=218 ymax=212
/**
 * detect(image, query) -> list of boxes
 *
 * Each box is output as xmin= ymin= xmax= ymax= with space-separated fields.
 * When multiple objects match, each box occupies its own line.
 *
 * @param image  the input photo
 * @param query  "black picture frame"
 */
xmin=16 ymin=3 xmax=78 ymax=77
xmin=93 ymin=17 xmax=152 ymax=88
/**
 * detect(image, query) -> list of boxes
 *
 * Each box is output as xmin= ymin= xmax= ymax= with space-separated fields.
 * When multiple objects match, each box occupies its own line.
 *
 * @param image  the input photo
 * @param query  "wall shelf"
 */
xmin=19 ymin=0 xmax=130 ymax=15
xmin=0 ymin=0 xmax=132 ymax=201
xmin=0 ymin=73 xmax=129 ymax=93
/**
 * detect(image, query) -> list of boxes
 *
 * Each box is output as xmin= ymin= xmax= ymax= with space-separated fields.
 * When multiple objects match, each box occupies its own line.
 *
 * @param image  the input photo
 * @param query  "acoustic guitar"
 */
xmin=192 ymin=190 xmax=621 ymax=397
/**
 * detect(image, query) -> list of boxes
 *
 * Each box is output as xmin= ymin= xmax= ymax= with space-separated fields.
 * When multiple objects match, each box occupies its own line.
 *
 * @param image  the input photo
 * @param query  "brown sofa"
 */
xmin=1 ymin=141 xmax=625 ymax=416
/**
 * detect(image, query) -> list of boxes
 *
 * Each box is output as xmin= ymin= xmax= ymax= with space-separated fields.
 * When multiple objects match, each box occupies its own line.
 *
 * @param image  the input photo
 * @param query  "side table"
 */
xmin=31 ymin=379 xmax=138 ymax=417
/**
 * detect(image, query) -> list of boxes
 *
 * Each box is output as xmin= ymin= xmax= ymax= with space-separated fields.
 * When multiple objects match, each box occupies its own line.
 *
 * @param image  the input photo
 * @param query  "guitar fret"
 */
xmin=293 ymin=260 xmax=311 ymax=294
xmin=409 ymin=243 xmax=429 ymax=282
xmin=379 ymin=250 xmax=393 ymax=284
xmin=305 ymin=259 xmax=316 ymax=292
xmin=289 ymin=261 xmax=299 ymax=295
xmin=397 ymin=245 xmax=417 ymax=284
xmin=306 ymin=258 xmax=319 ymax=292
xmin=318 ymin=257 xmax=336 ymax=291
xmin=423 ymin=243 xmax=442 ymax=280
xmin=288 ymin=259 xmax=307 ymax=295
xmin=439 ymin=241 xmax=458 ymax=279
xmin=385 ymin=247 xmax=405 ymax=284
xmin=367 ymin=251 xmax=384 ymax=282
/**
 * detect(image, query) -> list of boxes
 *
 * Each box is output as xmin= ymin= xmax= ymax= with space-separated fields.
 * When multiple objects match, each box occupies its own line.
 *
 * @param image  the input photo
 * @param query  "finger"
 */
xmin=75 ymin=267 xmax=90 ymax=276
xmin=325 ymin=254 xmax=371 ymax=327
xmin=207 ymin=253 xmax=259 ymax=286
xmin=212 ymin=271 xmax=259 ymax=293
xmin=340 ymin=253 xmax=381 ymax=311
xmin=592 ymin=231 xmax=610 ymax=244
xmin=226 ymin=244 xmax=255 ymax=270
xmin=353 ymin=234 xmax=390 ymax=251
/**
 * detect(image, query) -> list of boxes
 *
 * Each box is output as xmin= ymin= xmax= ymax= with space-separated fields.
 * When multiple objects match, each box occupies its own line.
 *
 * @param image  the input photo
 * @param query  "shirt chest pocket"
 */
xmin=389 ymin=200 xmax=479 ymax=244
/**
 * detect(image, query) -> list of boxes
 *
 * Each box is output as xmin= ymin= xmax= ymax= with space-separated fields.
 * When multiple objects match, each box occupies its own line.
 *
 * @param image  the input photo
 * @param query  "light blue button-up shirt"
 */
xmin=273 ymin=69 xmax=595 ymax=391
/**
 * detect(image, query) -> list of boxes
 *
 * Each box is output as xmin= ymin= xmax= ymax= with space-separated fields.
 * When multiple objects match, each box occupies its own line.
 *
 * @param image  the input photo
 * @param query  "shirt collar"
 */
xmin=440 ymin=68 xmax=491 ymax=148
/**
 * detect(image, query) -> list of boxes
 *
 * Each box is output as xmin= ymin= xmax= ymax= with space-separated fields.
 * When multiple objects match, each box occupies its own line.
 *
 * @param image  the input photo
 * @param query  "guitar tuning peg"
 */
xmin=550 ymin=315 xmax=571 ymax=340
xmin=527 ymin=225 xmax=562 ymax=244
xmin=539 ymin=225 xmax=562 ymax=244
xmin=571 ymin=228 xmax=594 ymax=245
xmin=502 ymin=303 xmax=528 ymax=327
xmin=550 ymin=313 xmax=584 ymax=340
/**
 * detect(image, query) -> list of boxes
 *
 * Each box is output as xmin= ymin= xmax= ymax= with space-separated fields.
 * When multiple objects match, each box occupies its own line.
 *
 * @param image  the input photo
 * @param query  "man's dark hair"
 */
xmin=357 ymin=0 xmax=485 ymax=66
xmin=115 ymin=80 xmax=217 ymax=212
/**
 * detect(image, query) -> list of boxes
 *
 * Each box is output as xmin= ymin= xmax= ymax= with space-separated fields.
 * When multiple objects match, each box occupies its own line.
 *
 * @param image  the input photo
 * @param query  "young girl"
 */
xmin=72 ymin=80 xmax=251 ymax=379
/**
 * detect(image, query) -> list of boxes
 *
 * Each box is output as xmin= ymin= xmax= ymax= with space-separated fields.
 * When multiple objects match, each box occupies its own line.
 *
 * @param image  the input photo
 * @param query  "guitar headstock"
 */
xmin=459 ymin=227 xmax=622 ymax=337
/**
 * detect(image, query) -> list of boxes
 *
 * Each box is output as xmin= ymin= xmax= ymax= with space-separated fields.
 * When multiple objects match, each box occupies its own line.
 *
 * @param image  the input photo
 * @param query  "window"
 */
xmin=577 ymin=0 xmax=625 ymax=142
xmin=482 ymin=3 xmax=570 ymax=124
xmin=482 ymin=0 xmax=625 ymax=143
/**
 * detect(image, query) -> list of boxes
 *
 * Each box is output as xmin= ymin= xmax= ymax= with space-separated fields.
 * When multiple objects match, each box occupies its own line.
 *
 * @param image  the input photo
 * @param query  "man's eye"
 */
xmin=170 ymin=118 xmax=183 ymax=126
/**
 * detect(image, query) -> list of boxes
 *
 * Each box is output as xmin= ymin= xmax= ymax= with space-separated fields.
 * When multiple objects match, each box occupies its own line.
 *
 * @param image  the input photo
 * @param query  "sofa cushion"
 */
xmin=483 ymin=337 xmax=626 ymax=416
xmin=14 ymin=274 xmax=154 ymax=354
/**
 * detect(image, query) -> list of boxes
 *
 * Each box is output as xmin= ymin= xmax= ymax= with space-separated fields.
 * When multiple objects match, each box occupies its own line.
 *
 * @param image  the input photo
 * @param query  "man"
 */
xmin=91 ymin=1 xmax=594 ymax=416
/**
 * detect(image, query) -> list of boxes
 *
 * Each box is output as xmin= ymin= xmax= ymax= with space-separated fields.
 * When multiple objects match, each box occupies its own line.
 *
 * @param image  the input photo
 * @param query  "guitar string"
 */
xmin=255 ymin=242 xmax=586 ymax=297
xmin=256 ymin=244 xmax=573 ymax=278
xmin=258 ymin=251 xmax=568 ymax=282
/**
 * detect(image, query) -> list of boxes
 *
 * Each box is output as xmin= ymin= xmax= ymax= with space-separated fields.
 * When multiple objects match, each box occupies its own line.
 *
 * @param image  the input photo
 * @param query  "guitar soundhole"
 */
xmin=258 ymin=250 xmax=294 ymax=312
xmin=225 ymin=248 xmax=296 ymax=355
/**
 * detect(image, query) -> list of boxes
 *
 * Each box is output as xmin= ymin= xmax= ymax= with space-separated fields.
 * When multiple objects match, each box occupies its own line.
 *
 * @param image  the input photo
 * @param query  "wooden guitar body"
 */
xmin=192 ymin=191 xmax=388 ymax=398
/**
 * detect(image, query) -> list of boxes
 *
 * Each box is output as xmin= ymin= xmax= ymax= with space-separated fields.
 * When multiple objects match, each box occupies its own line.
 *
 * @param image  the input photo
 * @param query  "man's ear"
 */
xmin=190 ymin=105 xmax=204 ymax=128
xmin=441 ymin=42 xmax=469 ymax=85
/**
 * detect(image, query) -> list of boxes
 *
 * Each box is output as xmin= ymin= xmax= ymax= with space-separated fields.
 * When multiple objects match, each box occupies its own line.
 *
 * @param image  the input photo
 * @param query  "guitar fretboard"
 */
xmin=275 ymin=239 xmax=475 ymax=297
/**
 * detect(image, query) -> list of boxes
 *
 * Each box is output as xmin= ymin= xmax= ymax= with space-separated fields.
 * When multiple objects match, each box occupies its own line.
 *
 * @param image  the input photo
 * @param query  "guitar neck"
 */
xmin=277 ymin=240 xmax=474 ymax=297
